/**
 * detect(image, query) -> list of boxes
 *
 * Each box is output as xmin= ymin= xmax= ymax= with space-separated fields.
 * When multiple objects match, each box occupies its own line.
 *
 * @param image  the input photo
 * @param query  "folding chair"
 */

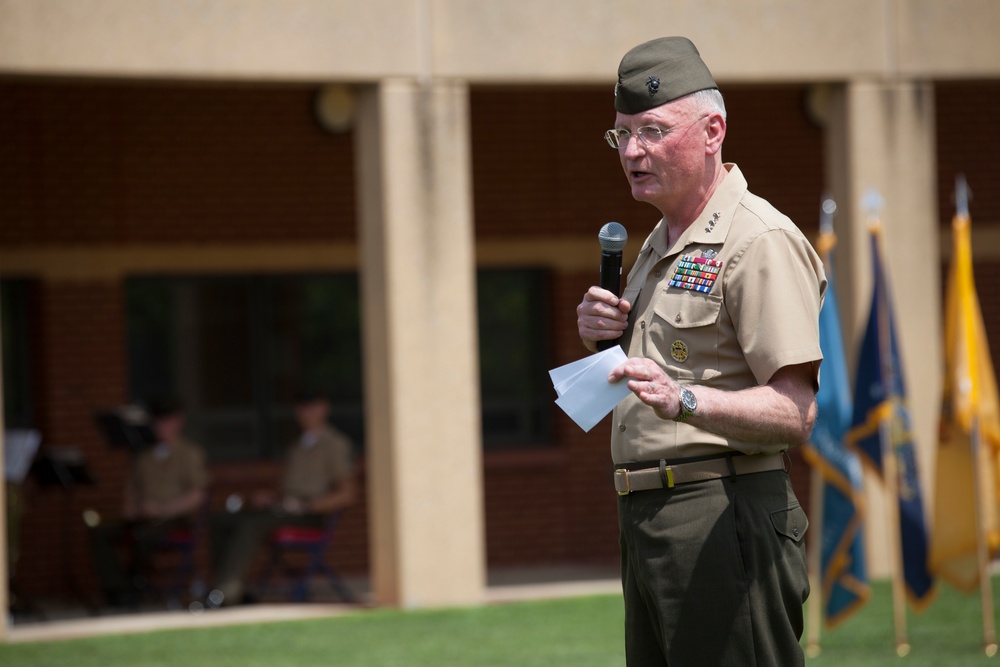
xmin=257 ymin=510 xmax=355 ymax=603
xmin=141 ymin=500 xmax=208 ymax=607
xmin=153 ymin=522 xmax=200 ymax=604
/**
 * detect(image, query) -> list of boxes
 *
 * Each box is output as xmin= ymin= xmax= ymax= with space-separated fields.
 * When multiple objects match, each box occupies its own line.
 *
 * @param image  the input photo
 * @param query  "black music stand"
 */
xmin=31 ymin=447 xmax=95 ymax=488
xmin=94 ymin=407 xmax=157 ymax=453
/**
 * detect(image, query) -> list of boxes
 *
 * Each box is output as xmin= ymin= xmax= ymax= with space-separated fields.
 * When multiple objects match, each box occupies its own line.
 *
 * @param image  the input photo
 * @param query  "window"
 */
xmin=477 ymin=269 xmax=551 ymax=447
xmin=126 ymin=269 xmax=549 ymax=460
xmin=127 ymin=274 xmax=363 ymax=460
xmin=1 ymin=280 xmax=34 ymax=429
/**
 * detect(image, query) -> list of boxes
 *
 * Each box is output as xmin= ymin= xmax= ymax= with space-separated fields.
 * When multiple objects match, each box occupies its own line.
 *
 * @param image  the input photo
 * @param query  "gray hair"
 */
xmin=688 ymin=88 xmax=727 ymax=121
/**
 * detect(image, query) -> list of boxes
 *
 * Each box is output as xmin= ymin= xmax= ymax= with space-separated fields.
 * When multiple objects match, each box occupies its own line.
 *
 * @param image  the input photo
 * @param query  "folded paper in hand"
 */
xmin=549 ymin=346 xmax=631 ymax=432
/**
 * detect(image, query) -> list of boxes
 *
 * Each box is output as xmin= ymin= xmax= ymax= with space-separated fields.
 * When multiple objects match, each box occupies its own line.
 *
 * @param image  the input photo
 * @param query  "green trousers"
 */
xmin=209 ymin=510 xmax=323 ymax=602
xmin=88 ymin=517 xmax=190 ymax=602
xmin=618 ymin=469 xmax=809 ymax=667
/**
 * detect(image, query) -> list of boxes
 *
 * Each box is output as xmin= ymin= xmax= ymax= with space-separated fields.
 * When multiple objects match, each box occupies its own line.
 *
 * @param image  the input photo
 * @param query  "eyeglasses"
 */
xmin=604 ymin=115 xmax=710 ymax=149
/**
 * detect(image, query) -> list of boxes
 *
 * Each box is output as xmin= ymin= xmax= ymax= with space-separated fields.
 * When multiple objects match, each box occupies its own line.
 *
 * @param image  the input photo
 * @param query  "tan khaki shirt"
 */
xmin=282 ymin=425 xmax=354 ymax=501
xmin=129 ymin=436 xmax=208 ymax=505
xmin=610 ymin=164 xmax=826 ymax=464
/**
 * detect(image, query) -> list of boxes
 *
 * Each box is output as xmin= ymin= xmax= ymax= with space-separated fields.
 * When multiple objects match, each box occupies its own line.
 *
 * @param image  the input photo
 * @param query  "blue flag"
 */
xmin=803 ymin=232 xmax=870 ymax=626
xmin=847 ymin=227 xmax=935 ymax=606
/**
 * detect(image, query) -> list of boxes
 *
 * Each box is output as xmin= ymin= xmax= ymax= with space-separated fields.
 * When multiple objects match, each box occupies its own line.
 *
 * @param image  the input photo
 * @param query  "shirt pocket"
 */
xmin=648 ymin=290 xmax=723 ymax=381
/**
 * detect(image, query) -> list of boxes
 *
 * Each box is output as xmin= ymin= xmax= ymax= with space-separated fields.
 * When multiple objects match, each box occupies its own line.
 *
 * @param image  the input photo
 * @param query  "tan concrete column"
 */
xmin=354 ymin=78 xmax=485 ymax=607
xmin=822 ymin=80 xmax=940 ymax=577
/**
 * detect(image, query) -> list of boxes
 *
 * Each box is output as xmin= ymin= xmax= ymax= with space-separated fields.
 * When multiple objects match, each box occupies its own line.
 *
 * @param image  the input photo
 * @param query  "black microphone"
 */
xmin=597 ymin=222 xmax=628 ymax=351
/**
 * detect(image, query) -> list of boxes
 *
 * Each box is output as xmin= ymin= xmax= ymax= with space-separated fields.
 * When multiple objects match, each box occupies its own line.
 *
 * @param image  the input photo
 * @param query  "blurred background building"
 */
xmin=1 ymin=0 xmax=999 ymax=613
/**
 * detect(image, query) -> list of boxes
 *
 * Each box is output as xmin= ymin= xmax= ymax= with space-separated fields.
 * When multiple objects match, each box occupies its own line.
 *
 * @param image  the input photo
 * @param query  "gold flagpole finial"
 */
xmin=820 ymin=196 xmax=837 ymax=234
xmin=955 ymin=173 xmax=971 ymax=219
xmin=862 ymin=189 xmax=884 ymax=232
xmin=816 ymin=196 xmax=838 ymax=258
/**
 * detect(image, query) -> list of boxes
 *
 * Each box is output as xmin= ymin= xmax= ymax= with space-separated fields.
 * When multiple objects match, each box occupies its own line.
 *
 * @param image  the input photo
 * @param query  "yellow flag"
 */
xmin=930 ymin=213 xmax=1000 ymax=591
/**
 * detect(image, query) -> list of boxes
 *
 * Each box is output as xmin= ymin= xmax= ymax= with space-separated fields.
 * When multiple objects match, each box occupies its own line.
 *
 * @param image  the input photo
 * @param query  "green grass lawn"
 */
xmin=3 ymin=579 xmax=1000 ymax=666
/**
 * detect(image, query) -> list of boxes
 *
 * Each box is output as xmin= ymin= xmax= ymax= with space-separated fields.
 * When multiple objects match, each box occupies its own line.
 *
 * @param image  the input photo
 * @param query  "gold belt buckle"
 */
xmin=664 ymin=466 xmax=675 ymax=488
xmin=615 ymin=469 xmax=630 ymax=496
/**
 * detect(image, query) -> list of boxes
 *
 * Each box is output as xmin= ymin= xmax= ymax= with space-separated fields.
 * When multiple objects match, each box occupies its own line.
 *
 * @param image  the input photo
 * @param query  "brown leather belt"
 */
xmin=614 ymin=453 xmax=785 ymax=495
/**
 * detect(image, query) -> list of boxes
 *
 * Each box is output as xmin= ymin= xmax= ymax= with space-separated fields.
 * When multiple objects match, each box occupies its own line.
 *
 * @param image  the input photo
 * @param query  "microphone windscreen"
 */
xmin=598 ymin=222 xmax=628 ymax=252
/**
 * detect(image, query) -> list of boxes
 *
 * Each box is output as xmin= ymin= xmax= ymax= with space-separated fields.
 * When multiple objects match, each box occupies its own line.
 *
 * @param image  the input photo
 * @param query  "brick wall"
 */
xmin=0 ymin=81 xmax=357 ymax=247
xmin=1 ymin=80 xmax=366 ymax=600
xmin=6 ymin=78 xmax=996 ymax=602
xmin=469 ymin=84 xmax=825 ymax=241
xmin=935 ymin=81 xmax=1000 ymax=367
xmin=15 ymin=280 xmax=129 ymax=599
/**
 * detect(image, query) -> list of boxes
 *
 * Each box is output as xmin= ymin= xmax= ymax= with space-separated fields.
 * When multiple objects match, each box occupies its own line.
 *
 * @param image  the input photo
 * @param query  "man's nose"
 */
xmin=622 ymin=134 xmax=645 ymax=158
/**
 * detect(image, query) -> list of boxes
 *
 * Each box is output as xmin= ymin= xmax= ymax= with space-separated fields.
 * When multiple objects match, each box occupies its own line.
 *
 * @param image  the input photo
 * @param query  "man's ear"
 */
xmin=705 ymin=114 xmax=726 ymax=156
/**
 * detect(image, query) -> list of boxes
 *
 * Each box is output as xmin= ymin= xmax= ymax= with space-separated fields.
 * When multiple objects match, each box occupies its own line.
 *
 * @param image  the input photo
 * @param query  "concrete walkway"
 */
xmin=5 ymin=567 xmax=621 ymax=644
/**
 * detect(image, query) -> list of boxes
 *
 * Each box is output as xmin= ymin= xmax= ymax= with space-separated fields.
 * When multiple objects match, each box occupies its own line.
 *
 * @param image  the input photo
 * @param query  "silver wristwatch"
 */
xmin=674 ymin=386 xmax=697 ymax=422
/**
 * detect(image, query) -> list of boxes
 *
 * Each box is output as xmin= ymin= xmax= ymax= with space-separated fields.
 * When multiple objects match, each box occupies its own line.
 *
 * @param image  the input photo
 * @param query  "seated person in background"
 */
xmin=208 ymin=390 xmax=356 ymax=606
xmin=88 ymin=398 xmax=208 ymax=606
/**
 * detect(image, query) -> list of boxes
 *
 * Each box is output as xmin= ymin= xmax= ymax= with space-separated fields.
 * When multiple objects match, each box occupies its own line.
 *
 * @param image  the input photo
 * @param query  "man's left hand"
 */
xmin=610 ymin=357 xmax=683 ymax=421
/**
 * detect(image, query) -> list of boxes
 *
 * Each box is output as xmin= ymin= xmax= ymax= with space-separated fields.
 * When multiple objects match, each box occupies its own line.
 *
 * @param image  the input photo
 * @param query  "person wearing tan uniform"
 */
xmin=88 ymin=399 xmax=208 ymax=607
xmin=207 ymin=392 xmax=355 ymax=606
xmin=577 ymin=37 xmax=825 ymax=666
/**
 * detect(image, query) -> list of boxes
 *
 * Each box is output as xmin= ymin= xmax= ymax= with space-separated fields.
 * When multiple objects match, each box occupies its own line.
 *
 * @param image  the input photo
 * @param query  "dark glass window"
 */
xmin=125 ymin=269 xmax=549 ymax=460
xmin=1 ymin=280 xmax=34 ymax=429
xmin=477 ymin=269 xmax=551 ymax=447
xmin=126 ymin=274 xmax=364 ymax=461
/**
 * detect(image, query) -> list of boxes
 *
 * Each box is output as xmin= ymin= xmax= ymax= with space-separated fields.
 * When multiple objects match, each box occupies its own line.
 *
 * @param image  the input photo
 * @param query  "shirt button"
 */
xmin=654 ymin=270 xmax=662 ymax=277
xmin=619 ymin=424 xmax=626 ymax=432
xmin=793 ymin=527 xmax=800 ymax=537
xmin=640 ymin=321 xmax=646 ymax=330
xmin=675 ymin=313 xmax=682 ymax=323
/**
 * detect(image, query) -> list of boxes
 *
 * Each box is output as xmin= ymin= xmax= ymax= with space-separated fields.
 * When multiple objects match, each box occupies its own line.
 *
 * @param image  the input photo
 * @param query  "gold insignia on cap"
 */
xmin=670 ymin=340 xmax=689 ymax=363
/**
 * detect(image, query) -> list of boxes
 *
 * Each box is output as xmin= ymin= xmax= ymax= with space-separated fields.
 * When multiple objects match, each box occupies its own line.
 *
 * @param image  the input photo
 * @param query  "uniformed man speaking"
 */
xmin=577 ymin=36 xmax=826 ymax=666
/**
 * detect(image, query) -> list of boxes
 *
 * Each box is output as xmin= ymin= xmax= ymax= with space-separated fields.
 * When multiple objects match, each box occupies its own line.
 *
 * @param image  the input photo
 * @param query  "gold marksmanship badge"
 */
xmin=670 ymin=340 xmax=689 ymax=363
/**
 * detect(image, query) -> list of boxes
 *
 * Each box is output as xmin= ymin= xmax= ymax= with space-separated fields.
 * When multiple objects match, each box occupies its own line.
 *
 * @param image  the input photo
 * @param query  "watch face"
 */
xmin=680 ymin=387 xmax=697 ymax=414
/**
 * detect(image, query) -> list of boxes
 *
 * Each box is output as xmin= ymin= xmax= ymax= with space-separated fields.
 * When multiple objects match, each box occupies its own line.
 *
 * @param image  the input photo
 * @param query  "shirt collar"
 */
xmin=641 ymin=163 xmax=747 ymax=261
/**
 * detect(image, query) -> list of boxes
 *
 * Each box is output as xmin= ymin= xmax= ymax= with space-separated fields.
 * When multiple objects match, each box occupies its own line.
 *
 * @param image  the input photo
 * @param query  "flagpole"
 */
xmin=865 ymin=194 xmax=910 ymax=656
xmin=879 ymin=416 xmax=911 ymax=656
xmin=972 ymin=415 xmax=998 ymax=656
xmin=956 ymin=174 xmax=998 ymax=656
xmin=807 ymin=464 xmax=824 ymax=657
xmin=805 ymin=196 xmax=839 ymax=656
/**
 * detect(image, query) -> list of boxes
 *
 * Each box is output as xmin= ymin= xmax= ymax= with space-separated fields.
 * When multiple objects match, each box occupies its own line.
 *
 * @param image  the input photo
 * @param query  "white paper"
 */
xmin=548 ymin=347 xmax=632 ymax=432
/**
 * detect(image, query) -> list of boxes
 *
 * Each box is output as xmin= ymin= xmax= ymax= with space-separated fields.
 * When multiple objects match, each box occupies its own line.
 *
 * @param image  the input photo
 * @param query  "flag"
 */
xmin=929 ymin=208 xmax=1000 ymax=591
xmin=846 ymin=225 xmax=935 ymax=606
xmin=802 ymin=229 xmax=870 ymax=626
